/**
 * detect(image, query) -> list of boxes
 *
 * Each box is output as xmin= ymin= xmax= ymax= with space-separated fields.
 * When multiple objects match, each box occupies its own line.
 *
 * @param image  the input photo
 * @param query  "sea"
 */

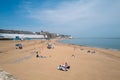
xmin=60 ymin=38 xmax=120 ymax=50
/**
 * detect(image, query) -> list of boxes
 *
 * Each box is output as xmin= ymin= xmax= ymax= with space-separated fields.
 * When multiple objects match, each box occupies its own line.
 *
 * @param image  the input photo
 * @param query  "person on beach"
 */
xmin=72 ymin=54 xmax=75 ymax=58
xmin=63 ymin=62 xmax=70 ymax=69
xmin=58 ymin=62 xmax=70 ymax=71
xmin=91 ymin=50 xmax=95 ymax=54
xmin=36 ymin=51 xmax=39 ymax=58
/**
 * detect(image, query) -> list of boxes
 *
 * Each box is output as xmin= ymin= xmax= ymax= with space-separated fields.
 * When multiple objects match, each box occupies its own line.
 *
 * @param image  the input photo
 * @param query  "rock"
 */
xmin=0 ymin=68 xmax=18 ymax=80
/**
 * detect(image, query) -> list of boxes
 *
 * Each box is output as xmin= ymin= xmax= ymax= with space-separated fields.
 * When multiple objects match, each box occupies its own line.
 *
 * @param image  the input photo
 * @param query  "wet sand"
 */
xmin=0 ymin=39 xmax=120 ymax=80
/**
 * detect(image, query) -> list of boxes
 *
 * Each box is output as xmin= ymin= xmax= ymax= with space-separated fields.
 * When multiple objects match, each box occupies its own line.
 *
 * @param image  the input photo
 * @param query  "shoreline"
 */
xmin=56 ymin=39 xmax=120 ymax=60
xmin=59 ymin=38 xmax=120 ymax=51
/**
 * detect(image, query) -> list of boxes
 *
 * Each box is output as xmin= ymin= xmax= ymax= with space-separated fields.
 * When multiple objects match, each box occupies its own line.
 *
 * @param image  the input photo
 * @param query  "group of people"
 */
xmin=87 ymin=50 xmax=96 ymax=54
xmin=57 ymin=62 xmax=70 ymax=71
xmin=35 ymin=51 xmax=70 ymax=71
xmin=16 ymin=43 xmax=23 ymax=49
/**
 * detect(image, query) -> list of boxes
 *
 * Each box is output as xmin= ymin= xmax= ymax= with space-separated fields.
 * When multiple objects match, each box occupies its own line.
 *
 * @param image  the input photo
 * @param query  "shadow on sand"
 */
xmin=9 ymin=55 xmax=32 ymax=64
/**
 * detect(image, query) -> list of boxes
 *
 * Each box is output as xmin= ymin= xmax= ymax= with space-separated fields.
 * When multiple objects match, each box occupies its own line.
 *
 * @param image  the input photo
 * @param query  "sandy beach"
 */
xmin=0 ymin=39 xmax=120 ymax=80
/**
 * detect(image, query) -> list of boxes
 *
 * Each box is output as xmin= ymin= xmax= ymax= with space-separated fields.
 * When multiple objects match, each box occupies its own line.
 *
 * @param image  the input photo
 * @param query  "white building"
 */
xmin=0 ymin=33 xmax=47 ymax=40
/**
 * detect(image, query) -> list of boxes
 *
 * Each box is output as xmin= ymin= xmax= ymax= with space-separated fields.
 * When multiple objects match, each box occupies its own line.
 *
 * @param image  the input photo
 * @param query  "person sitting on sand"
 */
xmin=87 ymin=50 xmax=91 ymax=53
xmin=57 ymin=65 xmax=68 ymax=71
xmin=57 ymin=62 xmax=70 ymax=71
xmin=72 ymin=54 xmax=75 ymax=57
xmin=63 ymin=62 xmax=70 ymax=69
xmin=36 ymin=51 xmax=39 ymax=58
xmin=91 ymin=50 xmax=95 ymax=54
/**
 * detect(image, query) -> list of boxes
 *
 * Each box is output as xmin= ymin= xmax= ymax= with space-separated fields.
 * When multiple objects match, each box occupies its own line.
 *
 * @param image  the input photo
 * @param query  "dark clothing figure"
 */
xmin=36 ymin=54 xmax=39 ymax=58
xmin=36 ymin=51 xmax=39 ymax=58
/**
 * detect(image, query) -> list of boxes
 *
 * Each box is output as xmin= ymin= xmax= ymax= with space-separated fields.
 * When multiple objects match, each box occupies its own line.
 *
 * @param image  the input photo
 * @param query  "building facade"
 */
xmin=0 ymin=33 xmax=47 ymax=40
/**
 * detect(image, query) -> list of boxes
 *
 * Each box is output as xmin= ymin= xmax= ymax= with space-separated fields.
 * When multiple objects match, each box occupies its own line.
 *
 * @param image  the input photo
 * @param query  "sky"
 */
xmin=0 ymin=0 xmax=120 ymax=37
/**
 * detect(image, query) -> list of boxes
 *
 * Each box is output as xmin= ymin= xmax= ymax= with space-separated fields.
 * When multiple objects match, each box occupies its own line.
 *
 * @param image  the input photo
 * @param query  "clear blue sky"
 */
xmin=0 ymin=0 xmax=120 ymax=37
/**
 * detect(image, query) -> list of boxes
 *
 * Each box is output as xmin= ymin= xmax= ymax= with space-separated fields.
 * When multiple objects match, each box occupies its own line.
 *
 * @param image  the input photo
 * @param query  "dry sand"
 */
xmin=0 ymin=39 xmax=120 ymax=80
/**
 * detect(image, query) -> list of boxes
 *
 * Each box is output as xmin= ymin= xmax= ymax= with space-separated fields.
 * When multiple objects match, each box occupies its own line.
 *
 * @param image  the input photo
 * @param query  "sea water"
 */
xmin=60 ymin=38 xmax=120 ymax=50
